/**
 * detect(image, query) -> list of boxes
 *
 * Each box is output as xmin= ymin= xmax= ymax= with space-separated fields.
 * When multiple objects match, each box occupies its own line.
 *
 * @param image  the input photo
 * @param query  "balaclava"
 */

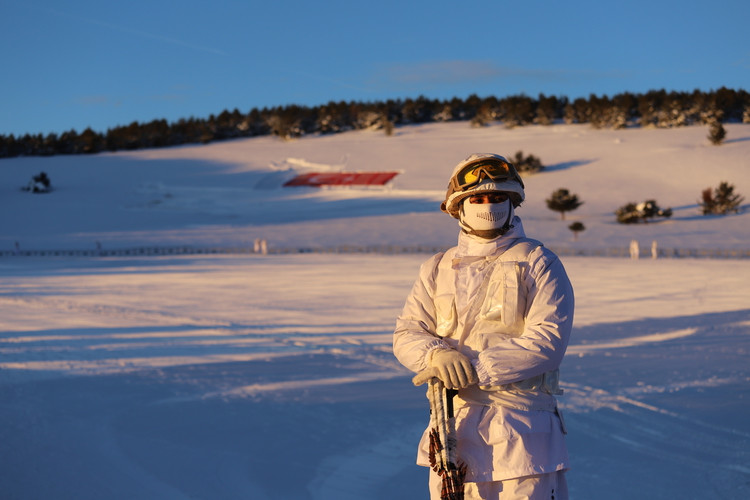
xmin=458 ymin=194 xmax=515 ymax=239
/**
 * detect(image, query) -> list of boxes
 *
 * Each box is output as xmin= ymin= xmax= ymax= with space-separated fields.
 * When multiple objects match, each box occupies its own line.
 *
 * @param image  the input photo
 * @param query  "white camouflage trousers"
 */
xmin=429 ymin=470 xmax=568 ymax=500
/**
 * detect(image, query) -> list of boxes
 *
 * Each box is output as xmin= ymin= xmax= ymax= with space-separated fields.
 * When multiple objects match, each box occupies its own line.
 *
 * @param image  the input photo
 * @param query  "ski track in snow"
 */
xmin=562 ymin=383 xmax=750 ymax=498
xmin=565 ymin=328 xmax=698 ymax=353
xmin=1 ymin=254 xmax=749 ymax=499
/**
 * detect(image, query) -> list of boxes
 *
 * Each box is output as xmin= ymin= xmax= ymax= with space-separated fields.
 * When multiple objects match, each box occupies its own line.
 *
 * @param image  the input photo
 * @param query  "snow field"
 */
xmin=1 ymin=253 xmax=749 ymax=499
xmin=1 ymin=121 xmax=749 ymax=498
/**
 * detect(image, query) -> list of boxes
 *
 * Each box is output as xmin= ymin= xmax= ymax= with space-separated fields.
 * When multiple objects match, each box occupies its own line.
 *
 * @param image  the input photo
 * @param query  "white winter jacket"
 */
xmin=393 ymin=218 xmax=574 ymax=482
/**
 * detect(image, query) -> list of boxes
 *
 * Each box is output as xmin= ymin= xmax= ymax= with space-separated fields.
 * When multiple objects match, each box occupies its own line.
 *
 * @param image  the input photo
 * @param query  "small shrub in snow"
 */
xmin=615 ymin=200 xmax=672 ymax=224
xmin=546 ymin=188 xmax=583 ymax=220
xmin=22 ymin=172 xmax=52 ymax=193
xmin=512 ymin=151 xmax=544 ymax=175
xmin=700 ymin=182 xmax=744 ymax=215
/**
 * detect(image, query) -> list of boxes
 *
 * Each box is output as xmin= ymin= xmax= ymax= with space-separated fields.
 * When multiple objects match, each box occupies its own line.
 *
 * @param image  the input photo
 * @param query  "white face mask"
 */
xmin=460 ymin=198 xmax=513 ymax=231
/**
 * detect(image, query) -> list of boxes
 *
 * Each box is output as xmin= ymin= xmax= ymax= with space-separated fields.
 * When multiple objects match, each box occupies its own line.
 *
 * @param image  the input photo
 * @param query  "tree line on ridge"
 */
xmin=1 ymin=87 xmax=748 ymax=158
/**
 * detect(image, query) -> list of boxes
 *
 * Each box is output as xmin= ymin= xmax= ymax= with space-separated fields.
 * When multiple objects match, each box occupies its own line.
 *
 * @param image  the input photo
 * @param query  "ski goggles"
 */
xmin=450 ymin=159 xmax=522 ymax=191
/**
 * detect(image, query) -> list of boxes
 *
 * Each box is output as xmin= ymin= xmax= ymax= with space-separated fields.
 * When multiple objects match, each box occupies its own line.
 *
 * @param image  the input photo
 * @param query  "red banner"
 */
xmin=283 ymin=171 xmax=399 ymax=187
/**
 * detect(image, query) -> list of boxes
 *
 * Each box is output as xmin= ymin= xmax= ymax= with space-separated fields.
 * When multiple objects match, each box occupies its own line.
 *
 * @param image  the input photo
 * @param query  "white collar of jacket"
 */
xmin=455 ymin=216 xmax=525 ymax=258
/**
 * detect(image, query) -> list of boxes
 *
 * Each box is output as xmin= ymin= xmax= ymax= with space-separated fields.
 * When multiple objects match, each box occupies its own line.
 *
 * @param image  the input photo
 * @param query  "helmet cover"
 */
xmin=441 ymin=153 xmax=525 ymax=219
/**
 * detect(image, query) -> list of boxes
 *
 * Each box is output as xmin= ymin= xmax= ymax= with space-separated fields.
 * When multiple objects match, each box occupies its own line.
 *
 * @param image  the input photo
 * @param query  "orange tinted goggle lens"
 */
xmin=455 ymin=161 xmax=511 ymax=188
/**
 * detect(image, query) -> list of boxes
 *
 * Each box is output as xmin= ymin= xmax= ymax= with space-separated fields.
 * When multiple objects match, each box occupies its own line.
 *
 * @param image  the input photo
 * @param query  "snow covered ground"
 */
xmin=1 ymin=122 xmax=749 ymax=499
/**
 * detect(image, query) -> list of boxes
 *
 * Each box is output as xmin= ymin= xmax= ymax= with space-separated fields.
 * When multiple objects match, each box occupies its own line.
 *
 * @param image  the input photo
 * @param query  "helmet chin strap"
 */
xmin=458 ymin=200 xmax=515 ymax=239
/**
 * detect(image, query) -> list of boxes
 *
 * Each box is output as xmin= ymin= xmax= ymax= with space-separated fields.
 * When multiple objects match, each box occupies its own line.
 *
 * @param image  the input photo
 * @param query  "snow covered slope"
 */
xmin=2 ymin=122 xmax=748 ymax=254
xmin=1 ymin=122 xmax=749 ymax=499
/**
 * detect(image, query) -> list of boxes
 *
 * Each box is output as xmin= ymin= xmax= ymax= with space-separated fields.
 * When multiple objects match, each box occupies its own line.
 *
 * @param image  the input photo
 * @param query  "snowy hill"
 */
xmin=1 ymin=122 xmax=749 ymax=500
xmin=2 ymin=121 xmax=749 ymax=254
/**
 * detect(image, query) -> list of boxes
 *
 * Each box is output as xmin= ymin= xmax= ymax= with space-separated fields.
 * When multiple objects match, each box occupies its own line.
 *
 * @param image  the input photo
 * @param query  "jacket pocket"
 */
xmin=478 ymin=407 xmax=554 ymax=444
xmin=434 ymin=292 xmax=457 ymax=337
xmin=479 ymin=261 xmax=521 ymax=328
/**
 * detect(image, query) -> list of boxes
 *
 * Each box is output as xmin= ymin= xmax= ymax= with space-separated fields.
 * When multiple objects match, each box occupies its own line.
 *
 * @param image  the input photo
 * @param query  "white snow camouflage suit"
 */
xmin=393 ymin=217 xmax=574 ymax=483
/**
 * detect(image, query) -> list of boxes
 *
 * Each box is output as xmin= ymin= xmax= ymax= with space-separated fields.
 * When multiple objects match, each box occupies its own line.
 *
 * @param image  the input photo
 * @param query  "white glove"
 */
xmin=429 ymin=348 xmax=478 ymax=389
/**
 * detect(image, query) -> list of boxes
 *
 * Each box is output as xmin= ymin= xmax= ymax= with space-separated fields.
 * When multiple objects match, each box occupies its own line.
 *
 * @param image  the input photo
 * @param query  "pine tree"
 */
xmin=501 ymin=95 xmax=534 ymax=128
xmin=382 ymin=112 xmax=394 ymax=136
xmin=708 ymin=120 xmax=726 ymax=145
xmin=546 ymin=188 xmax=583 ymax=220
xmin=568 ymin=221 xmax=585 ymax=241
xmin=535 ymin=94 xmax=559 ymax=125
xmin=700 ymin=182 xmax=744 ymax=215
xmin=470 ymin=104 xmax=493 ymax=127
xmin=78 ymin=127 xmax=103 ymax=153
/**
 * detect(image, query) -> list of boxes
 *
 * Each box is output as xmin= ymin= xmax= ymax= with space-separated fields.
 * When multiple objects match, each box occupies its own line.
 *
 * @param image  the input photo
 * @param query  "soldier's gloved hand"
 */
xmin=429 ymin=348 xmax=478 ymax=389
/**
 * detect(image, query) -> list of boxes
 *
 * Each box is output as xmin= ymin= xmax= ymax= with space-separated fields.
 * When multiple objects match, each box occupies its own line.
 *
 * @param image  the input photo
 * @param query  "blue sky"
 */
xmin=3 ymin=0 xmax=749 ymax=137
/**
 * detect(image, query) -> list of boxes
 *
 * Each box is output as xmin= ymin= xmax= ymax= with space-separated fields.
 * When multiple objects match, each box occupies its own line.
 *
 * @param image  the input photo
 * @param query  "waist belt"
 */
xmin=500 ymin=370 xmax=563 ymax=396
xmin=456 ymin=369 xmax=562 ymax=412
xmin=491 ymin=369 xmax=563 ymax=395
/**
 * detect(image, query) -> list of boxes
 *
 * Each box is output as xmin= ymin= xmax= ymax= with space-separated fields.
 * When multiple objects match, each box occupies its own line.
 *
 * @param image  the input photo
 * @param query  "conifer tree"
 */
xmin=568 ymin=221 xmax=585 ymax=240
xmin=546 ymin=188 xmax=583 ymax=220
xmin=700 ymin=182 xmax=744 ymax=214
xmin=708 ymin=120 xmax=726 ymax=145
xmin=382 ymin=112 xmax=394 ymax=136
xmin=470 ymin=104 xmax=494 ymax=127
xmin=535 ymin=94 xmax=559 ymax=125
